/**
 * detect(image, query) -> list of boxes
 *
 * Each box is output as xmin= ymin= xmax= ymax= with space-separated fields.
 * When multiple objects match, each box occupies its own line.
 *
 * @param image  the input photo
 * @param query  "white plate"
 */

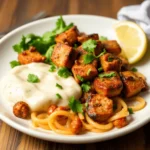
xmin=0 ymin=15 xmax=150 ymax=144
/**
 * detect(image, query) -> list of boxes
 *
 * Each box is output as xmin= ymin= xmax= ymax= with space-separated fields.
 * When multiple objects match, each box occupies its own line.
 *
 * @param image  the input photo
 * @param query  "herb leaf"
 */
xmin=95 ymin=49 xmax=107 ymax=58
xmin=87 ymin=68 xmax=91 ymax=76
xmin=76 ymin=75 xmax=84 ymax=82
xmin=56 ymin=83 xmax=63 ymax=89
xmin=107 ymin=56 xmax=114 ymax=62
xmin=58 ymin=67 xmax=72 ymax=78
xmin=81 ymin=82 xmax=91 ymax=92
xmin=82 ymin=39 xmax=97 ymax=53
xmin=99 ymin=72 xmax=116 ymax=78
xmin=10 ymin=60 xmax=20 ymax=68
xmin=131 ymin=67 xmax=138 ymax=72
xmin=45 ymin=45 xmax=55 ymax=63
xmin=68 ymin=96 xmax=83 ymax=113
xmin=83 ymin=53 xmax=95 ymax=64
xmin=99 ymin=36 xmax=108 ymax=41
xmin=128 ymin=108 xmax=134 ymax=114
xmin=98 ymin=67 xmax=103 ymax=72
xmin=49 ymin=65 xmax=56 ymax=72
xmin=27 ymin=74 xmax=40 ymax=83
xmin=56 ymin=93 xmax=62 ymax=99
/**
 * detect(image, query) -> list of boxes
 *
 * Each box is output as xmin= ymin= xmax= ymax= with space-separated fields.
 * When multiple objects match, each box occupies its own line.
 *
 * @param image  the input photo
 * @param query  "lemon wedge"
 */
xmin=114 ymin=21 xmax=147 ymax=64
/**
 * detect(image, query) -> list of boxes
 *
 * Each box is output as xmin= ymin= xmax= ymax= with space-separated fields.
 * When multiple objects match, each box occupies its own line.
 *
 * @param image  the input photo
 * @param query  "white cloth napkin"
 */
xmin=117 ymin=0 xmax=150 ymax=38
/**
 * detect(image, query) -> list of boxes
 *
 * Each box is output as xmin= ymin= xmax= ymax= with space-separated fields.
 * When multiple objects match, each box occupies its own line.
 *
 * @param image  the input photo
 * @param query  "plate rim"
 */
xmin=0 ymin=14 xmax=150 ymax=144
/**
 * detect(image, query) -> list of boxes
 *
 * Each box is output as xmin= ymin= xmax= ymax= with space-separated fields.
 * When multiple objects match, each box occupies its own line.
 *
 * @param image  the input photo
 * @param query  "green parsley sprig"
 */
xmin=58 ymin=67 xmax=72 ymax=78
xmin=27 ymin=74 xmax=40 ymax=83
xmin=99 ymin=72 xmax=116 ymax=78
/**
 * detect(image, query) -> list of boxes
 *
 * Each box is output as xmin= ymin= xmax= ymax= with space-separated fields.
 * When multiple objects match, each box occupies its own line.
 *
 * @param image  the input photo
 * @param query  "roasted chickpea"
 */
xmin=13 ymin=101 xmax=30 ymax=119
xmin=113 ymin=118 xmax=127 ymax=128
xmin=47 ymin=104 xmax=57 ymax=115
xmin=70 ymin=116 xmax=82 ymax=134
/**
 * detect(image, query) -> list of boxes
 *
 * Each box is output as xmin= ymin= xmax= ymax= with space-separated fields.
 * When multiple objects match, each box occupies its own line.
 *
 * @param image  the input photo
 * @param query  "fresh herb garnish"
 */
xmin=58 ymin=67 xmax=72 ymax=78
xmin=98 ymin=67 xmax=103 ymax=72
xmin=128 ymin=108 xmax=134 ymax=114
xmin=82 ymin=39 xmax=97 ymax=53
xmin=99 ymin=36 xmax=108 ymax=41
xmin=131 ymin=67 xmax=138 ymax=72
xmin=99 ymin=72 xmax=116 ymax=78
xmin=96 ymin=49 xmax=107 ymax=58
xmin=87 ymin=68 xmax=91 ymax=76
xmin=56 ymin=93 xmax=62 ymax=99
xmin=56 ymin=83 xmax=63 ymax=89
xmin=85 ymin=102 xmax=88 ymax=108
xmin=76 ymin=75 xmax=84 ymax=82
xmin=27 ymin=74 xmax=40 ymax=83
xmin=45 ymin=45 xmax=55 ymax=63
xmin=49 ymin=65 xmax=56 ymax=72
xmin=81 ymin=82 xmax=91 ymax=92
xmin=68 ymin=96 xmax=83 ymax=113
xmin=10 ymin=60 xmax=20 ymax=68
xmin=83 ymin=53 xmax=95 ymax=64
xmin=107 ymin=56 xmax=114 ymax=62
xmin=13 ymin=16 xmax=73 ymax=55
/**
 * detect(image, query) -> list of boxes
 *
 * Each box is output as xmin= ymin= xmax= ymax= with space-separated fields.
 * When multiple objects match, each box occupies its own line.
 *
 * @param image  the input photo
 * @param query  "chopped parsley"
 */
xmin=99 ymin=36 xmax=108 ymax=41
xmin=76 ymin=75 xmax=84 ymax=82
xmin=128 ymin=108 xmax=134 ymax=114
xmin=87 ymin=68 xmax=91 ymax=76
xmin=49 ymin=65 xmax=56 ymax=72
xmin=57 ymin=67 xmax=72 ymax=78
xmin=98 ymin=67 xmax=103 ymax=72
xmin=99 ymin=72 xmax=116 ymax=78
xmin=56 ymin=83 xmax=63 ymax=89
xmin=131 ymin=67 xmax=138 ymax=72
xmin=68 ymin=96 xmax=83 ymax=113
xmin=56 ymin=93 xmax=62 ymax=99
xmin=27 ymin=74 xmax=40 ymax=83
xmin=83 ymin=53 xmax=95 ymax=64
xmin=107 ymin=56 xmax=114 ymax=62
xmin=82 ymin=39 xmax=97 ymax=53
xmin=10 ymin=60 xmax=20 ymax=68
xmin=81 ymin=82 xmax=91 ymax=92
xmin=85 ymin=102 xmax=88 ymax=108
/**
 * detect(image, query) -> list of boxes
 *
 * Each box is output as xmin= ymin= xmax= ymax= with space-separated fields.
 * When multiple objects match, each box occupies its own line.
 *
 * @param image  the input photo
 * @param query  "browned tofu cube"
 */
xmin=86 ymin=94 xmax=113 ymax=122
xmin=51 ymin=43 xmax=77 ymax=68
xmin=118 ymin=56 xmax=130 ymax=71
xmin=72 ymin=63 xmax=98 ymax=83
xmin=102 ymin=40 xmax=121 ymax=55
xmin=100 ymin=53 xmax=122 ymax=72
xmin=93 ymin=71 xmax=123 ymax=97
xmin=120 ymin=71 xmax=146 ymax=98
xmin=18 ymin=47 xmax=46 ymax=65
xmin=76 ymin=40 xmax=103 ymax=56
xmin=55 ymin=26 xmax=79 ymax=46
xmin=77 ymin=33 xmax=99 ymax=43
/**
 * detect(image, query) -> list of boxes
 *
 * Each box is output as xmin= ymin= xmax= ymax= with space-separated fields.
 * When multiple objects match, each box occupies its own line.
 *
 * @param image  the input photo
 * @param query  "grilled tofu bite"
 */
xmin=102 ymin=40 xmax=121 ymax=55
xmin=55 ymin=26 xmax=79 ymax=46
xmin=120 ymin=71 xmax=146 ymax=98
xmin=93 ymin=71 xmax=123 ymax=97
xmin=18 ymin=46 xmax=46 ymax=65
xmin=76 ymin=40 xmax=103 ymax=56
xmin=72 ymin=63 xmax=98 ymax=83
xmin=86 ymin=94 xmax=113 ymax=122
xmin=77 ymin=33 xmax=99 ymax=43
xmin=51 ymin=43 xmax=77 ymax=68
xmin=100 ymin=53 xmax=122 ymax=72
xmin=118 ymin=56 xmax=130 ymax=71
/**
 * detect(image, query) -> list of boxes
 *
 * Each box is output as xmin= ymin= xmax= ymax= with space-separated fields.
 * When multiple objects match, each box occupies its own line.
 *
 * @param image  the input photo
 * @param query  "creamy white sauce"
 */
xmin=0 ymin=63 xmax=82 ymax=111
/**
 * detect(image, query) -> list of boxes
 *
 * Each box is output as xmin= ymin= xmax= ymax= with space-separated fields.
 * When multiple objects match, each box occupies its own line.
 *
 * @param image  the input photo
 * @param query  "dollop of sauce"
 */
xmin=0 ymin=63 xmax=82 ymax=111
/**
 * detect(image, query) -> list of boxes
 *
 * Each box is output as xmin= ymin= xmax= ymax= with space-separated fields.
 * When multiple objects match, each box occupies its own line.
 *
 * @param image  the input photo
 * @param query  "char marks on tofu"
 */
xmin=120 ymin=71 xmax=147 ymax=98
xmin=86 ymin=94 xmax=113 ymax=122
xmin=51 ymin=43 xmax=77 ymax=68
xmin=94 ymin=71 xmax=123 ymax=97
xmin=18 ymin=46 xmax=46 ymax=65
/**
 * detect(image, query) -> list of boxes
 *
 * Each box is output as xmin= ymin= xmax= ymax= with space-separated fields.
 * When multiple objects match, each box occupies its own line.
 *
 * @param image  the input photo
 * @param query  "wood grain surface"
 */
xmin=0 ymin=0 xmax=150 ymax=150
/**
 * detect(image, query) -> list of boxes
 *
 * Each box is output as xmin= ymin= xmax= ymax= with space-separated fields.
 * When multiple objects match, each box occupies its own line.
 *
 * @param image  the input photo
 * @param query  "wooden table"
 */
xmin=0 ymin=0 xmax=150 ymax=149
